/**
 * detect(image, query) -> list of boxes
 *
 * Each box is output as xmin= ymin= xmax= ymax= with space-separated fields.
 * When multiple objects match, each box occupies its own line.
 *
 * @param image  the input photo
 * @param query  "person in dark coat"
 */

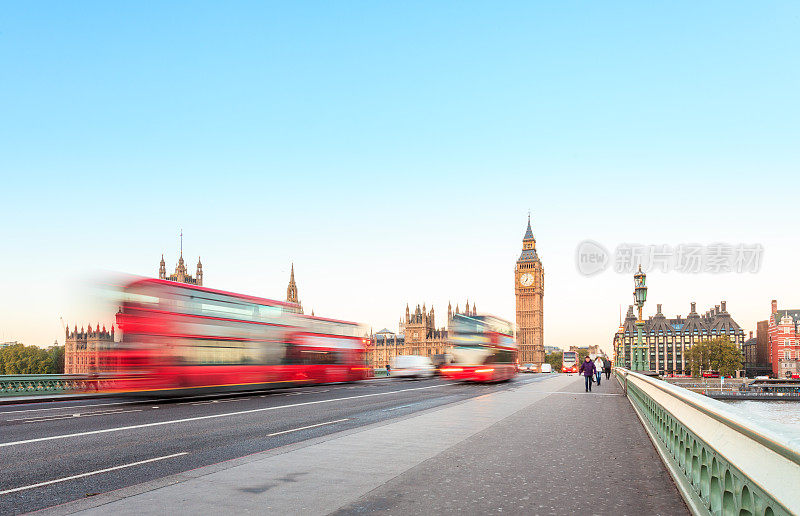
xmin=579 ymin=356 xmax=596 ymax=392
xmin=603 ymin=357 xmax=612 ymax=380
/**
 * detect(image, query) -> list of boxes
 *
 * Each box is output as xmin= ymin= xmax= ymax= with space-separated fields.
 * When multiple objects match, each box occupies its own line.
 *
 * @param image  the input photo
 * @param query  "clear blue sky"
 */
xmin=2 ymin=2 xmax=799 ymax=351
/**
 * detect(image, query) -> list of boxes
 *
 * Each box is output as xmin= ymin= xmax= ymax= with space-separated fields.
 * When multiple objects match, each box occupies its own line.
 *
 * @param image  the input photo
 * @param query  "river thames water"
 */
xmin=722 ymin=400 xmax=800 ymax=429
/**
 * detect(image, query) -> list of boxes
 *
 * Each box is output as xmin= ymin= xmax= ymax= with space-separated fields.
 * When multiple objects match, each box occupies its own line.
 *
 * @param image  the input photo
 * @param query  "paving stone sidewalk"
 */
xmin=334 ymin=375 xmax=688 ymax=515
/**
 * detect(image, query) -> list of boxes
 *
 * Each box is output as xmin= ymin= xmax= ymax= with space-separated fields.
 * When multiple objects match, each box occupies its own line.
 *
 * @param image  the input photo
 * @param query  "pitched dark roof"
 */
xmin=621 ymin=302 xmax=745 ymax=336
xmin=523 ymin=217 xmax=534 ymax=240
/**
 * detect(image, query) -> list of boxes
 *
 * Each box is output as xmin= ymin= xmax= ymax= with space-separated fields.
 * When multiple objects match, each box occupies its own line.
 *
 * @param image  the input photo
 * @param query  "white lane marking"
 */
xmin=267 ymin=418 xmax=350 ymax=437
xmin=0 ymin=452 xmax=188 ymax=496
xmin=0 ymin=384 xmax=449 ymax=448
xmin=8 ymin=409 xmax=116 ymax=422
xmin=0 ymin=400 xmax=143 ymax=416
xmin=383 ymin=404 xmax=412 ymax=412
xmin=7 ymin=409 xmax=144 ymax=423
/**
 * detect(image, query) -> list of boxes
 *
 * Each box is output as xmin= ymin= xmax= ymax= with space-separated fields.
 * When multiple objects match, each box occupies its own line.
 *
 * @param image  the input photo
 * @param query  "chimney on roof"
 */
xmin=690 ymin=302 xmax=696 ymax=313
xmin=750 ymin=331 xmax=753 ymax=339
xmin=772 ymin=300 xmax=778 ymax=314
xmin=715 ymin=305 xmax=720 ymax=314
xmin=721 ymin=301 xmax=727 ymax=313
xmin=657 ymin=303 xmax=662 ymax=314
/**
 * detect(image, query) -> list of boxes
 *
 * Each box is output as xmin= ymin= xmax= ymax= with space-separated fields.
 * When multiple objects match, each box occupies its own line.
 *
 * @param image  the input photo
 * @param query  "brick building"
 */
xmin=768 ymin=299 xmax=800 ymax=378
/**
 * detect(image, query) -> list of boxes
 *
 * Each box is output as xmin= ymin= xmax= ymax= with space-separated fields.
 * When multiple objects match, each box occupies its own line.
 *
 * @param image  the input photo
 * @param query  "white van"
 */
xmin=390 ymin=355 xmax=436 ymax=379
xmin=540 ymin=363 xmax=552 ymax=373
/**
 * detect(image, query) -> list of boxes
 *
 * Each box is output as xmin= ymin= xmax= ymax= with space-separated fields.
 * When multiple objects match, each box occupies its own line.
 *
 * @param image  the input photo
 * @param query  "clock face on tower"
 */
xmin=519 ymin=273 xmax=534 ymax=287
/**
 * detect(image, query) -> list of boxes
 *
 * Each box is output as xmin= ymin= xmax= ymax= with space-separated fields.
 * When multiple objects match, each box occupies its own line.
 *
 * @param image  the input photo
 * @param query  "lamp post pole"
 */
xmin=632 ymin=265 xmax=649 ymax=372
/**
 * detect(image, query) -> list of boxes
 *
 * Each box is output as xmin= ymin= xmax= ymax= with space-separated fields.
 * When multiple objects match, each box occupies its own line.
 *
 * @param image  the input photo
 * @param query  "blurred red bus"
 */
xmin=562 ymin=351 xmax=578 ymax=373
xmin=114 ymin=278 xmax=369 ymax=395
xmin=440 ymin=314 xmax=517 ymax=382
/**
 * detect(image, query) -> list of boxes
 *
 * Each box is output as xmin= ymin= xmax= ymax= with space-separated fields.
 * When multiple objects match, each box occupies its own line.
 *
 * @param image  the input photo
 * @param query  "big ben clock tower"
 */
xmin=515 ymin=215 xmax=544 ymax=365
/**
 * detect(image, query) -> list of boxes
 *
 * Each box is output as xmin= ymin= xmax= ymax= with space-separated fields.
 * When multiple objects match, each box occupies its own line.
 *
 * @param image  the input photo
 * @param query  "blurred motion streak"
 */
xmin=107 ymin=276 xmax=370 ymax=396
xmin=440 ymin=313 xmax=517 ymax=382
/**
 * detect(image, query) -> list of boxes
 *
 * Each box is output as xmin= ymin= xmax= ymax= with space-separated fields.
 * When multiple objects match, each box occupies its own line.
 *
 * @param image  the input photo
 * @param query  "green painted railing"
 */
xmin=0 ymin=374 xmax=118 ymax=396
xmin=616 ymin=368 xmax=800 ymax=516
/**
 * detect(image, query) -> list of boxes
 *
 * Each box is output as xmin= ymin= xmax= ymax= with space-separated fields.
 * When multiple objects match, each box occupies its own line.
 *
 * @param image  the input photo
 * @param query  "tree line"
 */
xmin=686 ymin=336 xmax=742 ymax=377
xmin=0 ymin=343 xmax=65 ymax=374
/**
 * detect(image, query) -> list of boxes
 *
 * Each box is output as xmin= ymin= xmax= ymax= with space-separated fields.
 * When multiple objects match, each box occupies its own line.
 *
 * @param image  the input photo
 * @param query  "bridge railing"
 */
xmin=0 ymin=374 xmax=118 ymax=396
xmin=615 ymin=368 xmax=800 ymax=516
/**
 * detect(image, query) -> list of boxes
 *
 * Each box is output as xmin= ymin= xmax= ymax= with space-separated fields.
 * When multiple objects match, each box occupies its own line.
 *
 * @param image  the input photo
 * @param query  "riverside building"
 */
xmin=613 ymin=301 xmax=746 ymax=375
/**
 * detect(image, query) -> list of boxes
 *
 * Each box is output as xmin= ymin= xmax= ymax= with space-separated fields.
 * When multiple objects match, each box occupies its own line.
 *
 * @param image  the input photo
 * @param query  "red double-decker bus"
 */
xmin=561 ymin=350 xmax=579 ymax=373
xmin=113 ymin=278 xmax=369 ymax=395
xmin=440 ymin=314 xmax=517 ymax=382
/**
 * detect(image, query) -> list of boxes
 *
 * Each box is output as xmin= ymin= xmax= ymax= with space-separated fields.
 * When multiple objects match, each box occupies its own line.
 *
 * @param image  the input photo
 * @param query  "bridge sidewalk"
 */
xmin=335 ymin=373 xmax=688 ymax=515
xmin=44 ymin=375 xmax=688 ymax=516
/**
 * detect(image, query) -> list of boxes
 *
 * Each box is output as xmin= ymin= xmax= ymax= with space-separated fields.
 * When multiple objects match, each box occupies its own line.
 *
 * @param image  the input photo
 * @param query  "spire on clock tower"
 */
xmin=518 ymin=214 xmax=540 ymax=263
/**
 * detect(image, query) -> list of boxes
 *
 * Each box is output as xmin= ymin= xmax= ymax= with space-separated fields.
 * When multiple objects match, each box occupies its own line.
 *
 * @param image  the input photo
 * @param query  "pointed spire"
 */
xmin=196 ymin=256 xmax=203 ymax=286
xmin=159 ymin=253 xmax=167 ymax=279
xmin=286 ymin=263 xmax=299 ymax=304
xmin=523 ymin=212 xmax=534 ymax=240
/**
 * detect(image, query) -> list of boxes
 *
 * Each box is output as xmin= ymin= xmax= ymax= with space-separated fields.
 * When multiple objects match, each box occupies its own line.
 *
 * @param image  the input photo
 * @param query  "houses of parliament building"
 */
xmin=369 ymin=301 xmax=476 ymax=367
xmin=370 ymin=216 xmax=546 ymax=368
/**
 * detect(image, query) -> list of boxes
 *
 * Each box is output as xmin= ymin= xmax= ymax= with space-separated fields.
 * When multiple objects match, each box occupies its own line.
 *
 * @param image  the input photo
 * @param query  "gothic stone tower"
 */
xmin=286 ymin=263 xmax=303 ymax=314
xmin=515 ymin=215 xmax=544 ymax=365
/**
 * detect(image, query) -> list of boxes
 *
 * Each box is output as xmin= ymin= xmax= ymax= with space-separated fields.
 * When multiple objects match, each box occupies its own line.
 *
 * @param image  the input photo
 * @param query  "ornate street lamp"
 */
xmin=632 ymin=265 xmax=649 ymax=372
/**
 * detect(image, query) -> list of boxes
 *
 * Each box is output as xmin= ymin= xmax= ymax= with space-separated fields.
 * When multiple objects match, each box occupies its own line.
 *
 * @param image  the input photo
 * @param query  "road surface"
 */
xmin=1 ymin=374 xmax=554 ymax=515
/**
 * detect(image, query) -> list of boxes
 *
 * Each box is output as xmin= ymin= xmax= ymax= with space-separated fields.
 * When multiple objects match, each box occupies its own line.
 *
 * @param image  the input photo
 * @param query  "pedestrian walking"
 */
xmin=603 ymin=357 xmax=612 ymax=380
xmin=579 ymin=356 xmax=596 ymax=392
xmin=594 ymin=356 xmax=604 ymax=386
xmin=385 ymin=363 xmax=391 ymax=377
